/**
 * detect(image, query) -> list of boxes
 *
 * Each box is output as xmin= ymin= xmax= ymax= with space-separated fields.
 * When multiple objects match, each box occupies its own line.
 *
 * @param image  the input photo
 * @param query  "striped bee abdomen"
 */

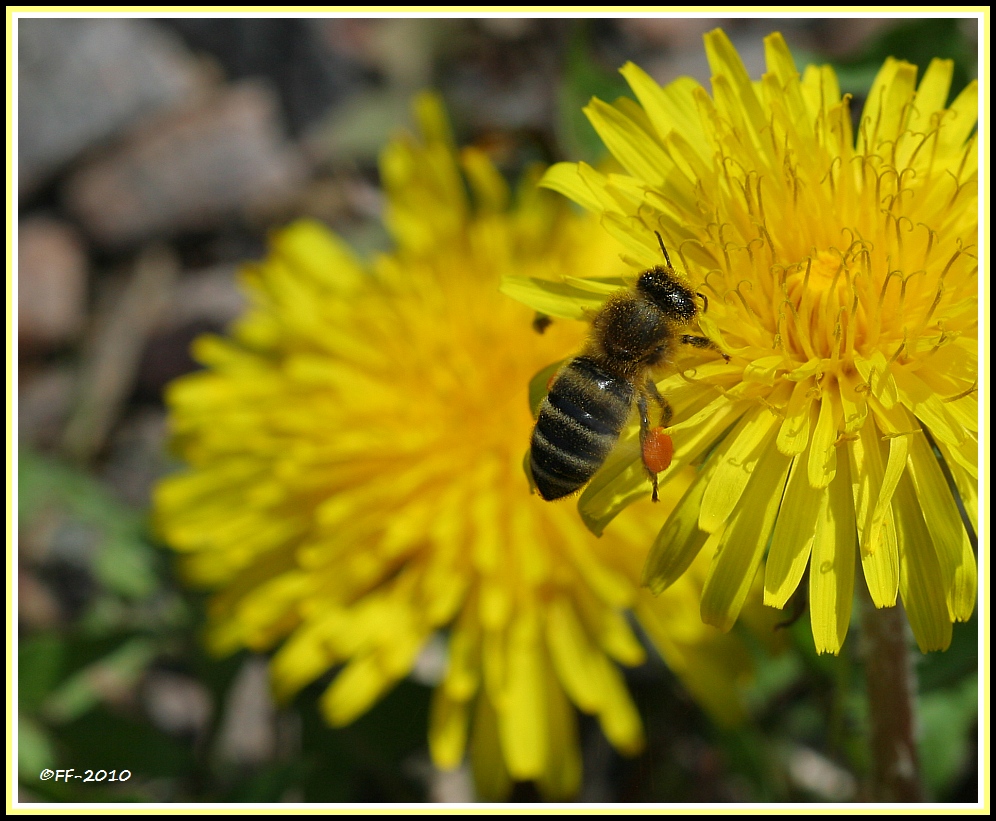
xmin=529 ymin=356 xmax=634 ymax=501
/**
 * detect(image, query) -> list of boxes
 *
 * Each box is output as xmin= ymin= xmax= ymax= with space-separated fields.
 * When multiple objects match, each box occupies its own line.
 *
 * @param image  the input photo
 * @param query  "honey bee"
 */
xmin=529 ymin=232 xmax=726 ymax=502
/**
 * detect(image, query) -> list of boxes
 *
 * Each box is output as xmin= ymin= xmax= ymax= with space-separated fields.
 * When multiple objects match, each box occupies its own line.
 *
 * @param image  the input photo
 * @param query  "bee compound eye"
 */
xmin=638 ymin=269 xmax=697 ymax=320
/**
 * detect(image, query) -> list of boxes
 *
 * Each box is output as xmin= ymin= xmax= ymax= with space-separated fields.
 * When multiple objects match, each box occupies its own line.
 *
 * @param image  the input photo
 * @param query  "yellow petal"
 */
xmin=440 ymin=620 xmax=479 ymax=704
xmin=321 ymin=654 xmax=396 ymax=726
xmin=511 ymin=505 xmax=549 ymax=587
xmin=763 ymin=32 xmax=801 ymax=93
xmin=703 ymin=28 xmax=767 ymax=138
xmin=421 ymin=561 xmax=470 ymax=626
xmin=595 ymin=606 xmax=646 ymax=667
xmin=499 ymin=275 xmax=613 ymax=321
xmin=584 ymin=98 xmax=673 ymax=186
xmin=892 ymin=365 xmax=966 ymax=446
xmin=862 ymin=506 xmax=900 ymax=611
xmin=936 ymin=440 xmax=978 ymax=535
xmin=800 ymin=63 xmax=842 ymax=120
xmin=662 ymin=127 xmax=718 ymax=202
xmin=428 ymin=686 xmax=469 ymax=769
xmin=599 ymin=211 xmax=665 ymax=264
xmin=847 ymin=421 xmax=884 ymax=557
xmin=892 ymin=471 xmax=953 ymax=652
xmin=577 ymin=161 xmax=628 ymax=213
xmin=593 ymin=659 xmax=644 ymax=756
xmin=764 ymin=451 xmax=822 ymax=609
xmin=808 ymin=392 xmax=839 ymax=489
xmin=854 ymin=350 xmax=898 ymax=409
xmin=700 ymin=405 xmax=782 ymax=532
xmin=545 ymin=596 xmax=605 ymax=713
xmin=232 ymin=571 xmax=309 ymax=643
xmin=619 ymin=62 xmax=708 ymax=152
xmin=478 ymin=578 xmax=511 ymax=630
xmin=869 ymin=406 xmax=912 ymax=546
xmin=539 ymin=161 xmax=607 ymax=214
xmin=701 ymin=442 xmax=791 ymax=631
xmin=552 ymin=510 xmax=634 ymax=606
xmin=776 ymin=378 xmax=815 ymax=455
xmin=910 ymin=58 xmax=954 ymax=127
xmin=744 ymin=354 xmax=787 ymax=384
xmin=938 ymin=79 xmax=979 ymax=154
xmin=413 ymin=89 xmax=455 ymax=148
xmin=847 ymin=424 xmax=899 ymax=607
xmin=858 ymin=58 xmax=917 ymax=154
xmin=935 ymin=429 xmax=978 ymax=480
xmin=461 ymin=146 xmax=510 ymax=212
xmin=763 ymin=33 xmax=810 ymax=135
xmin=269 ymin=219 xmax=365 ymax=293
xmin=904 ymin=431 xmax=977 ymax=621
xmin=808 ymin=465 xmax=857 ymax=655
xmin=838 ymin=368 xmax=870 ymax=434
xmin=377 ymin=620 xmax=425 ymax=679
xmin=269 ymin=631 xmax=331 ymax=702
xmin=498 ymin=612 xmax=547 ymax=779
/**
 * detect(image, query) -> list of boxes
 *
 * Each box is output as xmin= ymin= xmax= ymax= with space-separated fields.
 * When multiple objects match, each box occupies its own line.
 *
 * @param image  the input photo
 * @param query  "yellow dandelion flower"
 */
xmin=518 ymin=30 xmax=978 ymax=655
xmin=154 ymin=93 xmax=757 ymax=799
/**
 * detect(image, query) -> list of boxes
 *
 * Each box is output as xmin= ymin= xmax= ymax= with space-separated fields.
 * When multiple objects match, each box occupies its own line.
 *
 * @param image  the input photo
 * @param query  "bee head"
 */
xmin=637 ymin=267 xmax=697 ymax=322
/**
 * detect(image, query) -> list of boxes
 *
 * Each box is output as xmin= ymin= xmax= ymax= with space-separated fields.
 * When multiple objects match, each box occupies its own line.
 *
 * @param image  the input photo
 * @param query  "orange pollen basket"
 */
xmin=642 ymin=427 xmax=674 ymax=474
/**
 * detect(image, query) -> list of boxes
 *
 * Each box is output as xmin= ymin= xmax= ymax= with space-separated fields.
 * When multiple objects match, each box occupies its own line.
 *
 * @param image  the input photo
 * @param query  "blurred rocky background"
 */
xmin=16 ymin=14 xmax=980 ymax=804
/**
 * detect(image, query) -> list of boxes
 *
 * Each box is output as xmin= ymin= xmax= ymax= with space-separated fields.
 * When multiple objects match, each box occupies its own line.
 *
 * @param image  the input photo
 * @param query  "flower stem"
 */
xmin=860 ymin=592 xmax=924 ymax=802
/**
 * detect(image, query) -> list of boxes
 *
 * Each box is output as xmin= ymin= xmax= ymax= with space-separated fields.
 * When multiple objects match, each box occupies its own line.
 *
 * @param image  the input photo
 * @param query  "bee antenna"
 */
xmin=696 ymin=292 xmax=710 ymax=313
xmin=654 ymin=231 xmax=673 ymax=269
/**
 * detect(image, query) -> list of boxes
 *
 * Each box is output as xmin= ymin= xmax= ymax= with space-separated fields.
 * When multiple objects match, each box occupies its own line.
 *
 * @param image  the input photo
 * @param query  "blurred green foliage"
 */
xmin=555 ymin=22 xmax=631 ymax=165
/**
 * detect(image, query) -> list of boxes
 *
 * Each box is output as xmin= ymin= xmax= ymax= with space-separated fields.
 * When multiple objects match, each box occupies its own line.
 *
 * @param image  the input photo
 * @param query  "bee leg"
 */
xmin=681 ymin=334 xmax=731 ymax=362
xmin=645 ymin=379 xmax=672 ymax=427
xmin=636 ymin=388 xmax=673 ymax=502
xmin=637 ymin=390 xmax=661 ymax=502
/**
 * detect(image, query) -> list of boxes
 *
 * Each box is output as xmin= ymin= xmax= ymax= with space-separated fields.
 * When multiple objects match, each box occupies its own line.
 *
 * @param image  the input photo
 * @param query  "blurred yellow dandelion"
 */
xmin=154 ymin=93 xmax=756 ymax=799
xmin=520 ymin=30 xmax=978 ymax=654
